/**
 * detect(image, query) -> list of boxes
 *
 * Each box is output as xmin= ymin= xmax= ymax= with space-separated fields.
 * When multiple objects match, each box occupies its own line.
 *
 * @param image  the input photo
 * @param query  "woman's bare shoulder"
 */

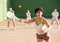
xmin=42 ymin=17 xmax=47 ymax=21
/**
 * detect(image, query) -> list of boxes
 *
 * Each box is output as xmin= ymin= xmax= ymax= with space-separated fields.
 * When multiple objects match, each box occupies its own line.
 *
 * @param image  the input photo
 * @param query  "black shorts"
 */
xmin=36 ymin=33 xmax=49 ymax=40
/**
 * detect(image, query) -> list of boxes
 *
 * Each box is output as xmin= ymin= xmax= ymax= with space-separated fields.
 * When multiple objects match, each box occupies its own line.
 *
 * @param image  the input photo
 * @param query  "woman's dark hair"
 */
xmin=35 ymin=7 xmax=43 ymax=13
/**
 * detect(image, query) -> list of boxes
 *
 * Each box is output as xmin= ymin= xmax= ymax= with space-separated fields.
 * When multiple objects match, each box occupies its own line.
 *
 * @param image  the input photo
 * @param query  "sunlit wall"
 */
xmin=0 ymin=0 xmax=7 ymax=21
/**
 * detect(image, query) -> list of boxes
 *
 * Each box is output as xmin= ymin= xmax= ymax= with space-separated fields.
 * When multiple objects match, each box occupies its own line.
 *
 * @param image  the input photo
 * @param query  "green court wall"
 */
xmin=8 ymin=0 xmax=60 ymax=18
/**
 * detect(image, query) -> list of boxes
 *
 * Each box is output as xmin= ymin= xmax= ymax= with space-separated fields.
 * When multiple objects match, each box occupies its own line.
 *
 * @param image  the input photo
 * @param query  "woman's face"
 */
xmin=36 ymin=11 xmax=43 ymax=17
xmin=36 ymin=13 xmax=40 ymax=17
xmin=40 ymin=11 xmax=43 ymax=16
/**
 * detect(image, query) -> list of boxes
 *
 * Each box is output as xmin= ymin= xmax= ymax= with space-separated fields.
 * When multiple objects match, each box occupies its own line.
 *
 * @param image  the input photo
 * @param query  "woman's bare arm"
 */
xmin=24 ymin=18 xmax=35 ymax=23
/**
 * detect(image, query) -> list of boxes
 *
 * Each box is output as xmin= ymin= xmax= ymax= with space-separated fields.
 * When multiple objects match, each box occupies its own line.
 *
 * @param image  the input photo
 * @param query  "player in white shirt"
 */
xmin=26 ymin=10 xmax=31 ymax=21
xmin=7 ymin=7 xmax=20 ymax=28
xmin=51 ymin=8 xmax=59 ymax=27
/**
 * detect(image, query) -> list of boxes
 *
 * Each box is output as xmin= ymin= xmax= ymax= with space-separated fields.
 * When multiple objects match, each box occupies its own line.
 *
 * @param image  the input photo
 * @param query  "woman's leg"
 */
xmin=37 ymin=38 xmax=43 ymax=42
xmin=7 ymin=20 xmax=10 ymax=28
xmin=55 ymin=19 xmax=59 ymax=27
xmin=45 ymin=40 xmax=49 ymax=42
xmin=36 ymin=33 xmax=43 ymax=42
xmin=12 ymin=20 xmax=15 ymax=28
xmin=44 ymin=33 xmax=49 ymax=42
xmin=51 ymin=19 xmax=54 ymax=25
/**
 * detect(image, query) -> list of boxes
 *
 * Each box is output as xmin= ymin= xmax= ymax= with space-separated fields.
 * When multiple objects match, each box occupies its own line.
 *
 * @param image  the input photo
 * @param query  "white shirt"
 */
xmin=7 ymin=11 xmax=19 ymax=20
xmin=7 ymin=11 xmax=15 ymax=18
xmin=52 ymin=11 xmax=59 ymax=18
xmin=26 ymin=12 xmax=31 ymax=20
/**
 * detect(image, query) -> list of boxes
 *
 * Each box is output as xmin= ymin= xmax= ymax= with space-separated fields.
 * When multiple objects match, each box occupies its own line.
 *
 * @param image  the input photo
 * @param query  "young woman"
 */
xmin=25 ymin=8 xmax=50 ymax=42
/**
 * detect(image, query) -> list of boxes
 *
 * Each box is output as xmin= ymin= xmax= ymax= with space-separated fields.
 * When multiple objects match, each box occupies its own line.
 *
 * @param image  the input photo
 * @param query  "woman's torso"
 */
xmin=34 ymin=17 xmax=47 ymax=34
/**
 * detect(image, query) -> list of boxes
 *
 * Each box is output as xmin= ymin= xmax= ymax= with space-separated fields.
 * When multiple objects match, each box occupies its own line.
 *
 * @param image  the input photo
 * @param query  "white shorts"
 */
xmin=7 ymin=17 xmax=15 ymax=22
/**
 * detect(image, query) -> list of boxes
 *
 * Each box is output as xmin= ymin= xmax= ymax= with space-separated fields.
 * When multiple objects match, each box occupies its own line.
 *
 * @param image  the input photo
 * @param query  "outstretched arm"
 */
xmin=24 ymin=18 xmax=35 ymax=23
